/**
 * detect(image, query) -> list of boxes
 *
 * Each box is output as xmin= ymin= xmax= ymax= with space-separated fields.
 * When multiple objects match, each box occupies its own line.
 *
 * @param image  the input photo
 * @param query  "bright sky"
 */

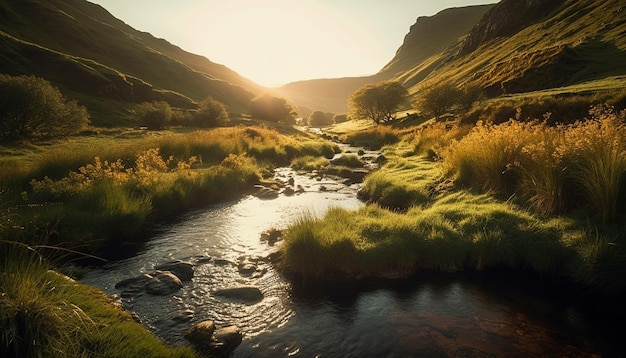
xmin=91 ymin=0 xmax=495 ymax=87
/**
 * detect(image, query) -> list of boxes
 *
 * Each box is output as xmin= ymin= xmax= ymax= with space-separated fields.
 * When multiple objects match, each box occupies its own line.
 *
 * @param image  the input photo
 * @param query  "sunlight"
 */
xmin=175 ymin=0 xmax=379 ymax=86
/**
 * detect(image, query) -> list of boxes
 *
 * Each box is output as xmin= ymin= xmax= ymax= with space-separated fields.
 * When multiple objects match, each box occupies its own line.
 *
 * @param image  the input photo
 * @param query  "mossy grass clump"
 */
xmin=342 ymin=126 xmax=400 ymax=150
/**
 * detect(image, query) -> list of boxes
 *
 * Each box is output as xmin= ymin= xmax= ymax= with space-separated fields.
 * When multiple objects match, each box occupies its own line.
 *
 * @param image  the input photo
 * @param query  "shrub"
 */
xmin=333 ymin=113 xmax=349 ymax=123
xmin=0 ymin=74 xmax=90 ymax=141
xmin=414 ymin=83 xmax=461 ymax=120
xmin=342 ymin=126 xmax=400 ymax=150
xmin=249 ymin=93 xmax=297 ymax=124
xmin=134 ymin=101 xmax=172 ymax=130
xmin=307 ymin=111 xmax=334 ymax=127
xmin=193 ymin=96 xmax=229 ymax=127
xmin=349 ymin=81 xmax=408 ymax=124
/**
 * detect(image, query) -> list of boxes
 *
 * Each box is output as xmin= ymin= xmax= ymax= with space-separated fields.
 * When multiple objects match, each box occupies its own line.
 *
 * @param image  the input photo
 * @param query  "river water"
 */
xmin=81 ymin=158 xmax=625 ymax=357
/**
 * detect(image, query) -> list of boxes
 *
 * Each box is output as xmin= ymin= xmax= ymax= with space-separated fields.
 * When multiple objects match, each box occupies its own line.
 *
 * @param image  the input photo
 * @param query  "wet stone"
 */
xmin=154 ymin=260 xmax=194 ymax=281
xmin=213 ymin=285 xmax=264 ymax=303
xmin=145 ymin=271 xmax=183 ymax=296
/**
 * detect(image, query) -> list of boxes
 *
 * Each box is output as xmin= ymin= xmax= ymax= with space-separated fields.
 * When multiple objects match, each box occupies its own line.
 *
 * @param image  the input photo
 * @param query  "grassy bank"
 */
xmin=0 ymin=123 xmax=341 ymax=356
xmin=0 ymin=125 xmax=339 ymax=257
xmin=0 ymin=241 xmax=198 ymax=357
xmin=278 ymin=108 xmax=626 ymax=293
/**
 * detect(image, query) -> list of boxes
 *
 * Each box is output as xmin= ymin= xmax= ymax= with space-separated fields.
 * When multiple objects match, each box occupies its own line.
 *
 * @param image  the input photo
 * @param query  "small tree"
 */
xmin=249 ymin=93 xmax=297 ymax=124
xmin=0 ymin=74 xmax=90 ymax=141
xmin=134 ymin=101 xmax=172 ymax=130
xmin=193 ymin=96 xmax=229 ymax=127
xmin=333 ymin=114 xmax=349 ymax=123
xmin=348 ymin=81 xmax=408 ymax=124
xmin=457 ymin=84 xmax=483 ymax=112
xmin=308 ymin=111 xmax=334 ymax=127
xmin=415 ymin=83 xmax=462 ymax=120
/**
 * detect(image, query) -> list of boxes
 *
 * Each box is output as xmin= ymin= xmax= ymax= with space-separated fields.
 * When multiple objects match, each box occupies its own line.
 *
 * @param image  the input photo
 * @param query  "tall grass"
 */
xmin=441 ymin=105 xmax=626 ymax=221
xmin=0 ymin=241 xmax=198 ymax=357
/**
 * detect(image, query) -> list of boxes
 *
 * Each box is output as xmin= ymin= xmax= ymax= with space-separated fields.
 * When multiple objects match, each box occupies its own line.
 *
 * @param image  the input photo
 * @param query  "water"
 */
xmin=81 ymin=165 xmax=625 ymax=357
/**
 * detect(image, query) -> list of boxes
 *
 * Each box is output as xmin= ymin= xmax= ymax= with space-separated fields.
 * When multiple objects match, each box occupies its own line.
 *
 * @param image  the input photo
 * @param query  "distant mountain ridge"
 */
xmin=278 ymin=0 xmax=626 ymax=114
xmin=0 ymin=0 xmax=263 ymax=125
xmin=2 ymin=0 xmax=625 ymax=123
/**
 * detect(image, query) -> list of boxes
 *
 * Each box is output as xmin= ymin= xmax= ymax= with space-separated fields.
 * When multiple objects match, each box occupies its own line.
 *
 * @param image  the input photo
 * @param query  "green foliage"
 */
xmin=307 ymin=111 xmax=334 ymax=127
xmin=342 ymin=126 xmax=401 ymax=150
xmin=193 ymin=96 xmax=229 ymax=127
xmin=290 ymin=156 xmax=330 ymax=171
xmin=0 ymin=242 xmax=198 ymax=357
xmin=414 ymin=82 xmax=461 ymax=120
xmin=349 ymin=81 xmax=408 ymax=124
xmin=330 ymin=154 xmax=364 ymax=168
xmin=333 ymin=113 xmax=349 ymax=123
xmin=0 ymin=74 xmax=90 ymax=141
xmin=249 ymin=93 xmax=297 ymax=124
xmin=134 ymin=101 xmax=172 ymax=130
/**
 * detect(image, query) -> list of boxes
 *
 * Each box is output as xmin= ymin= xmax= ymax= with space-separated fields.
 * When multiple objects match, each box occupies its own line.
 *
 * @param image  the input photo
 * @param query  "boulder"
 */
xmin=172 ymin=309 xmax=194 ymax=323
xmin=253 ymin=186 xmax=279 ymax=199
xmin=145 ymin=271 xmax=183 ymax=295
xmin=114 ymin=274 xmax=152 ymax=289
xmin=213 ymin=285 xmax=264 ymax=303
xmin=154 ymin=260 xmax=194 ymax=281
xmin=184 ymin=320 xmax=216 ymax=349
xmin=213 ymin=325 xmax=243 ymax=353
xmin=237 ymin=262 xmax=257 ymax=276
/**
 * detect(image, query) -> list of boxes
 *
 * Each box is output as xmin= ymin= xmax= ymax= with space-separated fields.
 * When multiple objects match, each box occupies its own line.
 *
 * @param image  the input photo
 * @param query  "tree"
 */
xmin=333 ymin=114 xmax=349 ymax=123
xmin=457 ymin=84 xmax=483 ymax=112
xmin=349 ymin=81 xmax=408 ymax=124
xmin=0 ymin=74 xmax=90 ymax=141
xmin=193 ymin=96 xmax=229 ymax=127
xmin=134 ymin=101 xmax=172 ymax=130
xmin=415 ymin=83 xmax=462 ymax=120
xmin=249 ymin=93 xmax=297 ymax=124
xmin=307 ymin=111 xmax=334 ymax=127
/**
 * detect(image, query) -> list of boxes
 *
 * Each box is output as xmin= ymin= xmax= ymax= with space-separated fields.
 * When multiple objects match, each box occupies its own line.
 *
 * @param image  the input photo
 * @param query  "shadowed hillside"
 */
xmin=0 ymin=0 xmax=263 ymax=125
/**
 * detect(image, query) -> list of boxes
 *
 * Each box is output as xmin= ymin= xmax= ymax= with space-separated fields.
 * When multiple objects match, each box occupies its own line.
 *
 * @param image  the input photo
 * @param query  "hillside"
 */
xmin=275 ymin=4 xmax=495 ymax=114
xmin=0 ymin=0 xmax=263 ymax=125
xmin=278 ymin=0 xmax=626 ymax=114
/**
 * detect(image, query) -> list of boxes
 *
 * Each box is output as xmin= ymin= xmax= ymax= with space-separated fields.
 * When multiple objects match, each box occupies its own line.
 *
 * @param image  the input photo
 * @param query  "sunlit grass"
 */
xmin=0 ymin=241 xmax=198 ymax=357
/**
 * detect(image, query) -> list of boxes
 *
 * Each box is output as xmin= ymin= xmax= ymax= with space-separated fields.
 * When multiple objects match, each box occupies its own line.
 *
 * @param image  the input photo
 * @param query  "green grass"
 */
xmin=291 ymin=156 xmax=330 ymax=171
xmin=0 ymin=241 xmax=198 ymax=357
xmin=342 ymin=126 xmax=401 ymax=150
xmin=279 ymin=124 xmax=626 ymax=292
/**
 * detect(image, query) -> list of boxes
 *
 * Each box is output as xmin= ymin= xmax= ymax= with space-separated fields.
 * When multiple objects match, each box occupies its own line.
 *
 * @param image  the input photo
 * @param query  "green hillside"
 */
xmin=277 ymin=0 xmax=626 ymax=114
xmin=0 ymin=0 xmax=263 ymax=125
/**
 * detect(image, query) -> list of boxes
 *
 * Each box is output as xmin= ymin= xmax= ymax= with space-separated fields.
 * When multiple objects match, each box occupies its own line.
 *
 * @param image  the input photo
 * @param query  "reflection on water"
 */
xmin=82 ymin=167 xmax=624 ymax=357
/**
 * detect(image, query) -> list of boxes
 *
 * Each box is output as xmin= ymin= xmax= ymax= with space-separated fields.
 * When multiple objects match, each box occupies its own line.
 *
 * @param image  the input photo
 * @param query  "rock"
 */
xmin=376 ymin=154 xmax=388 ymax=164
xmin=185 ymin=320 xmax=216 ymax=349
xmin=281 ymin=187 xmax=295 ymax=196
xmin=145 ymin=271 xmax=183 ymax=295
xmin=172 ymin=309 xmax=194 ymax=323
xmin=319 ymin=185 xmax=327 ymax=192
xmin=260 ymin=229 xmax=282 ymax=245
xmin=213 ymin=285 xmax=264 ymax=303
xmin=213 ymin=325 xmax=243 ymax=353
xmin=185 ymin=321 xmax=243 ymax=356
xmin=154 ymin=260 xmax=194 ymax=281
xmin=214 ymin=258 xmax=235 ymax=266
xmin=357 ymin=149 xmax=365 ymax=156
xmin=115 ymin=274 xmax=152 ymax=289
xmin=238 ymin=263 xmax=257 ymax=276
xmin=345 ymin=169 xmax=369 ymax=183
xmin=253 ymin=186 xmax=279 ymax=199
xmin=287 ymin=177 xmax=295 ymax=186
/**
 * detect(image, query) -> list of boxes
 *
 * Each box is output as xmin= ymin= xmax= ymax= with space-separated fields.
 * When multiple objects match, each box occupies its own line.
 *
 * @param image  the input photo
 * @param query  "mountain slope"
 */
xmin=0 ymin=0 xmax=263 ymax=125
xmin=275 ymin=4 xmax=494 ymax=114
xmin=278 ymin=0 xmax=626 ymax=115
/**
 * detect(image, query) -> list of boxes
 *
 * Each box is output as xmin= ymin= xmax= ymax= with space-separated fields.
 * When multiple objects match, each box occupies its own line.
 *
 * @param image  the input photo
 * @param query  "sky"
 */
xmin=91 ymin=0 xmax=495 ymax=87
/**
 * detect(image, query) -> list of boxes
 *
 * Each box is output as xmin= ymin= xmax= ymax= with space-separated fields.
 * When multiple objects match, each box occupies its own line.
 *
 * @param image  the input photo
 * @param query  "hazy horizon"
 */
xmin=91 ymin=0 xmax=496 ymax=87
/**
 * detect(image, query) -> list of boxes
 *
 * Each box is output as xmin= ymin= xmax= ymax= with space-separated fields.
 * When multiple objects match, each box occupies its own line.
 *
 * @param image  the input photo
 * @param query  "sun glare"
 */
xmin=175 ymin=0 xmax=378 ymax=86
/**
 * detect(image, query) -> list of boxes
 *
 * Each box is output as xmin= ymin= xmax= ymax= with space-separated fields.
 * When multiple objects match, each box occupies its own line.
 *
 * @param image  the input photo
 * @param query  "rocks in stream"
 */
xmin=145 ymin=271 xmax=183 ymax=295
xmin=185 ymin=321 xmax=243 ymax=356
xmin=114 ymin=260 xmax=193 ymax=297
xmin=213 ymin=285 xmax=264 ymax=303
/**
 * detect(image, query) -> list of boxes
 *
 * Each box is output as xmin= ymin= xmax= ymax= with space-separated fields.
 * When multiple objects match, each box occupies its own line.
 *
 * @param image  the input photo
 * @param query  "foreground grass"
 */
xmin=0 ymin=242 xmax=198 ymax=357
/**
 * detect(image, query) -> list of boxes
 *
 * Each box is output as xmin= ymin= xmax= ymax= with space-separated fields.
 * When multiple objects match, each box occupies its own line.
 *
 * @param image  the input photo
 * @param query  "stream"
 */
xmin=81 ymin=146 xmax=625 ymax=357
